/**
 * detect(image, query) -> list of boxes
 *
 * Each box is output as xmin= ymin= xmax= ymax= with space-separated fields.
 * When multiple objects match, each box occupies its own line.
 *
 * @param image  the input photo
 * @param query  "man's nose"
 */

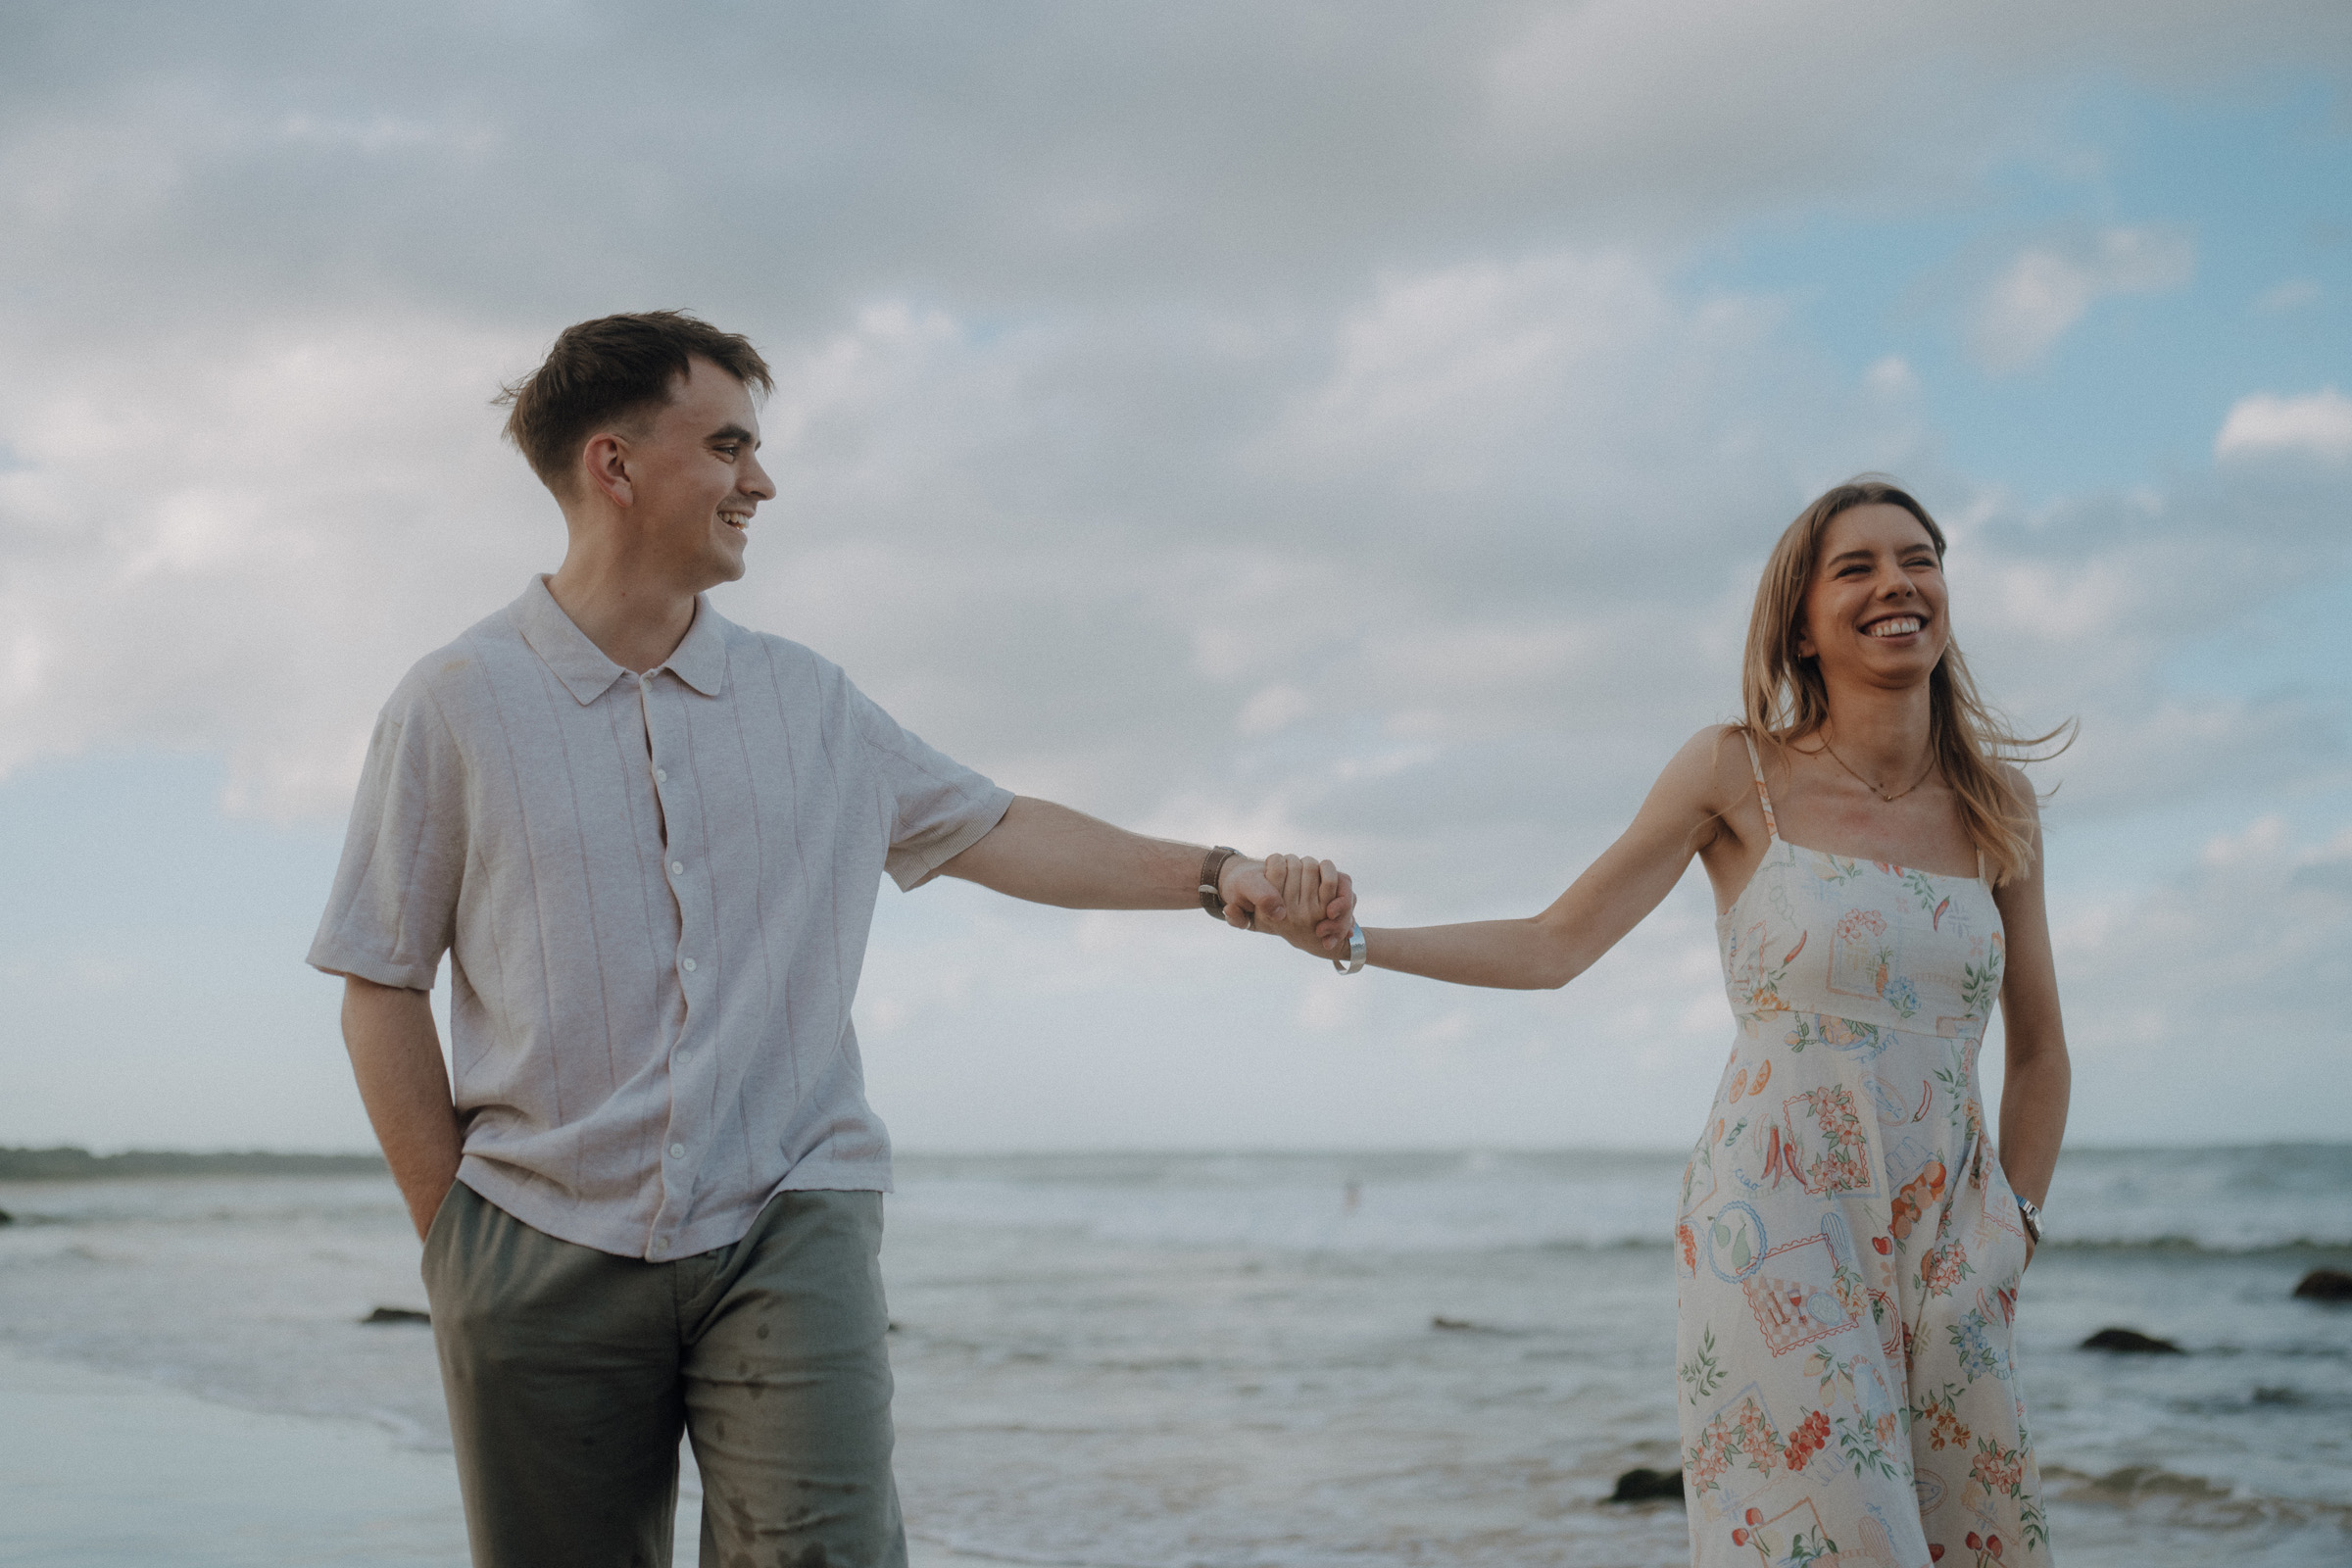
xmin=741 ymin=453 xmax=777 ymax=501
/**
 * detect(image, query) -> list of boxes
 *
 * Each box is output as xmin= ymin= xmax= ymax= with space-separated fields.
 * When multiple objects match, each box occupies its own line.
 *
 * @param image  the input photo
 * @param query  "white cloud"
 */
xmin=1865 ymin=356 xmax=1918 ymax=399
xmin=2051 ymin=818 xmax=2352 ymax=1143
xmin=2214 ymin=387 xmax=2352 ymax=465
xmin=1480 ymin=0 xmax=2352 ymax=231
xmin=2255 ymin=278 xmax=2322 ymax=313
xmin=1968 ymin=226 xmax=2195 ymax=372
xmin=0 ymin=316 xmax=551 ymax=816
xmin=1237 ymin=684 xmax=1314 ymax=738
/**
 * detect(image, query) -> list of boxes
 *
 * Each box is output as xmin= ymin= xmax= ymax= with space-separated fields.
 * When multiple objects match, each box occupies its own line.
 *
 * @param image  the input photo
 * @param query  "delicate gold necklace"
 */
xmin=1811 ymin=734 xmax=1937 ymax=804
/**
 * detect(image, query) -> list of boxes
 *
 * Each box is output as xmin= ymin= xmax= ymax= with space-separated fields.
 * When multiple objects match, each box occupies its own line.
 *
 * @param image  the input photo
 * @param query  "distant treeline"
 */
xmin=0 ymin=1146 xmax=388 ymax=1181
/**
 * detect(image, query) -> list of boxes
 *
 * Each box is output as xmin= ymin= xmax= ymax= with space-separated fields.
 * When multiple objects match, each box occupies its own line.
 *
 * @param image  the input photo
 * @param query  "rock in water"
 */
xmin=361 ymin=1306 xmax=431 ymax=1325
xmin=2291 ymin=1269 xmax=2352 ymax=1301
xmin=2082 ymin=1326 xmax=2183 ymax=1353
xmin=0 ymin=1208 xmax=13 ymax=1226
xmin=1607 ymin=1467 xmax=1687 ymax=1503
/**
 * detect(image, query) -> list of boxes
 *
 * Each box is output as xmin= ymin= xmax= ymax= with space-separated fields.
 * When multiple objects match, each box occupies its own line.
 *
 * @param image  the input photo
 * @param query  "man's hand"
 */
xmin=1231 ymin=853 xmax=1356 ymax=952
xmin=941 ymin=799 xmax=1355 ymax=947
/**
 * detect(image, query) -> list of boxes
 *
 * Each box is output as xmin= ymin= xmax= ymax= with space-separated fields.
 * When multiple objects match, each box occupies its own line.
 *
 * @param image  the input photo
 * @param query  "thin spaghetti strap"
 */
xmin=1739 ymin=730 xmax=1780 ymax=838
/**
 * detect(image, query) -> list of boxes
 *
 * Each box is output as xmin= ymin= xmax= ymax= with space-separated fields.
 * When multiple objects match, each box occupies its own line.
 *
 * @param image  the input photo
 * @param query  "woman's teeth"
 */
xmin=1867 ymin=617 xmax=1921 ymax=637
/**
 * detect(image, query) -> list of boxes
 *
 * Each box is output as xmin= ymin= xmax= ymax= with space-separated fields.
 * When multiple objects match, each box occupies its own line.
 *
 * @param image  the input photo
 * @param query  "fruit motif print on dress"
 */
xmin=1674 ymin=735 xmax=2046 ymax=1565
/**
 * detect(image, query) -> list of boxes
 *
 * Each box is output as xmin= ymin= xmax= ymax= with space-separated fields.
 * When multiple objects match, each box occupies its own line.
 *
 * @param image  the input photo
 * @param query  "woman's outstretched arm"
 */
xmin=1268 ymin=726 xmax=1751 ymax=990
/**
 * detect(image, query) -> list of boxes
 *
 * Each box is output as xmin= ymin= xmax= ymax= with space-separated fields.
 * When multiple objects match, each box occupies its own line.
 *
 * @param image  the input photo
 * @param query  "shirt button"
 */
xmin=681 ymin=957 xmax=698 ymax=972
xmin=669 ymin=860 xmax=685 ymax=876
xmin=655 ymin=767 xmax=668 ymax=782
xmin=668 ymin=1143 xmax=686 ymax=1159
xmin=650 ymin=1238 xmax=666 ymax=1256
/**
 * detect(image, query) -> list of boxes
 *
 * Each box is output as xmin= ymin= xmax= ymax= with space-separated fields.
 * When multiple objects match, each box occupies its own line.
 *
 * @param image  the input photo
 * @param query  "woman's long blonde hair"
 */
xmin=1740 ymin=477 xmax=2071 ymax=886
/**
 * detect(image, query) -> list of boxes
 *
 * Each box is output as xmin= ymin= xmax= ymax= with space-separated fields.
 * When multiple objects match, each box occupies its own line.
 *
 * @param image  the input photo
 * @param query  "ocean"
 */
xmin=1 ymin=1145 xmax=2346 ymax=1567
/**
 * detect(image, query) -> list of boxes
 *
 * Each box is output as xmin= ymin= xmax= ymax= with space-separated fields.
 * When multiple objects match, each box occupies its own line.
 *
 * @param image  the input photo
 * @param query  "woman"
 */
xmin=1267 ymin=479 xmax=2070 ymax=1566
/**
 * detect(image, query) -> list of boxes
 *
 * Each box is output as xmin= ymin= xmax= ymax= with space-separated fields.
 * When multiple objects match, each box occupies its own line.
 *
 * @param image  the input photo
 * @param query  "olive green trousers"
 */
xmin=420 ymin=1182 xmax=905 ymax=1568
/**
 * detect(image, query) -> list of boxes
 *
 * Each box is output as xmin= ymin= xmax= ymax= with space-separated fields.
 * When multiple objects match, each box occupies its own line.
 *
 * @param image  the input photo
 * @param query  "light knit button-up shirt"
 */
xmin=308 ymin=578 xmax=1013 ymax=1260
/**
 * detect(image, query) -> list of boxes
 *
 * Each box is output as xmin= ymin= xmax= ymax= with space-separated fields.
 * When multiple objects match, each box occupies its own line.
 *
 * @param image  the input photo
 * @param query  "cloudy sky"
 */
xmin=3 ymin=1 xmax=2347 ymax=1154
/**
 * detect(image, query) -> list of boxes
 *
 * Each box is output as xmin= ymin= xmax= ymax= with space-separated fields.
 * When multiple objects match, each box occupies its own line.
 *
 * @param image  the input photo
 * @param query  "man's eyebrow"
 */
xmin=708 ymin=422 xmax=760 ymax=448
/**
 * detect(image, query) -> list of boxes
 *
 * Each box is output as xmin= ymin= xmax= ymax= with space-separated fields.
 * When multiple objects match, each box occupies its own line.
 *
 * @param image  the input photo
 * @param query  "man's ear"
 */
xmin=581 ymin=432 xmax=633 ymax=509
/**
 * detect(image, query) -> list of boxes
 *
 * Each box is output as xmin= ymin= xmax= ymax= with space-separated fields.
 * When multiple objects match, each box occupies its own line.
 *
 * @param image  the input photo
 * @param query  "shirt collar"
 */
xmin=512 ymin=576 xmax=730 ymax=705
xmin=662 ymin=594 xmax=729 ymax=697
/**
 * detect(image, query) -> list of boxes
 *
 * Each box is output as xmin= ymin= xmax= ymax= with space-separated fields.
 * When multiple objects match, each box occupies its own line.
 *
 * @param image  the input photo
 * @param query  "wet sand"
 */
xmin=0 ymin=1347 xmax=997 ymax=1567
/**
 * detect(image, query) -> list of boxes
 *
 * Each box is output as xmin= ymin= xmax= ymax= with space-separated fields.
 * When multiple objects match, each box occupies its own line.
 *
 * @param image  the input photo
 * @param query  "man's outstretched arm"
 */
xmin=340 ymin=975 xmax=466 ymax=1240
xmin=939 ymin=797 xmax=1355 ymax=946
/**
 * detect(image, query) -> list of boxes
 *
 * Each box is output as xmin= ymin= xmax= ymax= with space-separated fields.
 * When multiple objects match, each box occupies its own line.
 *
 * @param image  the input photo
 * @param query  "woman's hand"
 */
xmin=1257 ymin=853 xmax=1350 ymax=956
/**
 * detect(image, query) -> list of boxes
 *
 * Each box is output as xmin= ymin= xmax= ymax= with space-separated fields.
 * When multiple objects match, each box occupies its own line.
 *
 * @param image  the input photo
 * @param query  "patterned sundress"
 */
xmin=1674 ymin=735 xmax=2047 ymax=1567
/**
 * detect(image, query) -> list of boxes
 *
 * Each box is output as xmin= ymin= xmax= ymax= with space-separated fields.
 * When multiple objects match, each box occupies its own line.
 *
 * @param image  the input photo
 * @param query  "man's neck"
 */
xmin=545 ymin=550 xmax=701 ymax=675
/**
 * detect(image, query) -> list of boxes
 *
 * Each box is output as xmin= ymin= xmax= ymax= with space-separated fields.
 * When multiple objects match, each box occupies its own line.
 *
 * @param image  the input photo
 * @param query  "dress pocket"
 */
xmin=1981 ymin=1149 xmax=2035 ymax=1278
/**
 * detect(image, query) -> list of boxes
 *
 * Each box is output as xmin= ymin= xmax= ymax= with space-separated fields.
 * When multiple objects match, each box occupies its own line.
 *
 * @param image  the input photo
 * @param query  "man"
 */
xmin=307 ymin=311 xmax=1356 ymax=1568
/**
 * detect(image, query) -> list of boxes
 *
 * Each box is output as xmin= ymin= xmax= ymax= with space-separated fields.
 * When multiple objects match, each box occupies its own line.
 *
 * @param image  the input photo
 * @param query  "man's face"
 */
xmin=616 ymin=355 xmax=775 ymax=591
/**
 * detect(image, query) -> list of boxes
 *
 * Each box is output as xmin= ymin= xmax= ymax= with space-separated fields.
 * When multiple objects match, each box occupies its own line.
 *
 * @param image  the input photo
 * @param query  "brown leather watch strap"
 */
xmin=1199 ymin=846 xmax=1241 ymax=919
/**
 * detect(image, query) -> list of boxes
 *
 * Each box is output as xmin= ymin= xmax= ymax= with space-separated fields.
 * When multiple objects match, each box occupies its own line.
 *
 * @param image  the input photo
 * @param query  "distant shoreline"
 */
xmin=0 ymin=1147 xmax=387 ymax=1181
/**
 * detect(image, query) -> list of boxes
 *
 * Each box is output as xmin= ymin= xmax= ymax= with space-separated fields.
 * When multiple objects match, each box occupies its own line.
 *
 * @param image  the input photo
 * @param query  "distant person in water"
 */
xmin=1256 ymin=479 xmax=2073 ymax=1565
xmin=307 ymin=311 xmax=1355 ymax=1568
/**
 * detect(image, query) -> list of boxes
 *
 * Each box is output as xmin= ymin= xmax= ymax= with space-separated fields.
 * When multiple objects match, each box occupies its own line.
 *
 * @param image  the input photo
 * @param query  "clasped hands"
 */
xmin=1216 ymin=853 xmax=1358 ymax=959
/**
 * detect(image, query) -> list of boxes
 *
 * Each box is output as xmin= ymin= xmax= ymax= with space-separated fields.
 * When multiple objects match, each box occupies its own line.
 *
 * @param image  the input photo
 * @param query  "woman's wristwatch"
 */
xmin=2016 ymin=1196 xmax=2043 ymax=1246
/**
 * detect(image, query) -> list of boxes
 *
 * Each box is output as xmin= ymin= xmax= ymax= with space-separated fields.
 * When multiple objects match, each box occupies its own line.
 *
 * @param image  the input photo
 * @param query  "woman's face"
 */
xmin=1796 ymin=503 xmax=1949 ymax=691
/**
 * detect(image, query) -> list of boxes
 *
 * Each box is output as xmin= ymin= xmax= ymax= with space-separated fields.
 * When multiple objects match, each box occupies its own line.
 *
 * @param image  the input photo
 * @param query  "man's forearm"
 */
xmin=341 ymin=975 xmax=466 ymax=1240
xmin=940 ymin=798 xmax=1226 ymax=910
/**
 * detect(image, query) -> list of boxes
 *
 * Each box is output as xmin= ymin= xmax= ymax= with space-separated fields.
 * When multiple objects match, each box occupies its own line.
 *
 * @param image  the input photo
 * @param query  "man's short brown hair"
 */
xmin=496 ymin=311 xmax=774 ymax=495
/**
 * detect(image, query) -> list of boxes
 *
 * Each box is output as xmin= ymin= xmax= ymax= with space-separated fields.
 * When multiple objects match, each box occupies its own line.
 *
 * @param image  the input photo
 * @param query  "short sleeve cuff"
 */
xmin=305 ymin=941 xmax=439 ymax=992
xmin=885 ymin=785 xmax=1015 ymax=893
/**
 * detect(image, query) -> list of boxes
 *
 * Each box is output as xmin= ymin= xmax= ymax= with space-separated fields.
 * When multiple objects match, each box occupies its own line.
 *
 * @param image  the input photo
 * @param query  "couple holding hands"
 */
xmin=312 ymin=311 xmax=2068 ymax=1568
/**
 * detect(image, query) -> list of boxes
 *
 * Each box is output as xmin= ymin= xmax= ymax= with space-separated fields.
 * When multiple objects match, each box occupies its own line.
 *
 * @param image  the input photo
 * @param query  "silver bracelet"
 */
xmin=1332 ymin=923 xmax=1366 ymax=975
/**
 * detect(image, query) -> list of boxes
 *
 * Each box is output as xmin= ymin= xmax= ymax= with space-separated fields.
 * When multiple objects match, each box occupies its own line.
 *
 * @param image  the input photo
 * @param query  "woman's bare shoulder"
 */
xmin=1649 ymin=724 xmax=1761 ymax=827
xmin=1675 ymin=722 xmax=1762 ymax=784
xmin=1996 ymin=760 xmax=2041 ymax=817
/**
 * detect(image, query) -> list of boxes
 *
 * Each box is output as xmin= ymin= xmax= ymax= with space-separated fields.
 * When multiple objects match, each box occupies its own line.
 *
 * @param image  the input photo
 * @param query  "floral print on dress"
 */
xmin=1788 ymin=1085 xmax=1874 ymax=1195
xmin=1676 ymin=734 xmax=2046 ymax=1565
xmin=1688 ymin=1392 xmax=1784 ymax=1498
